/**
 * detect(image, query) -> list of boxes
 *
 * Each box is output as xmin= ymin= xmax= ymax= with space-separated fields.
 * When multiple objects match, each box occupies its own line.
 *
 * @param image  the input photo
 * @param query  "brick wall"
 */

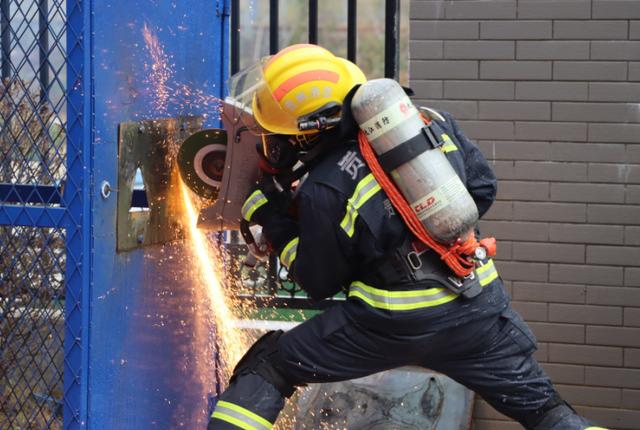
xmin=409 ymin=1 xmax=640 ymax=429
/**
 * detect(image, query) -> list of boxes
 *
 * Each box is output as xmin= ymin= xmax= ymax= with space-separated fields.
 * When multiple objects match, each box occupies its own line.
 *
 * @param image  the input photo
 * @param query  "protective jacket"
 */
xmin=269 ymin=110 xmax=508 ymax=330
xmin=210 ymin=109 xmax=602 ymax=430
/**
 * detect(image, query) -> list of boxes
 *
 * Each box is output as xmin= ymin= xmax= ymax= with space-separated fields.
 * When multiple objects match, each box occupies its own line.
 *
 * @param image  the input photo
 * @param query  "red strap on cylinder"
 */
xmin=357 ymin=125 xmax=493 ymax=278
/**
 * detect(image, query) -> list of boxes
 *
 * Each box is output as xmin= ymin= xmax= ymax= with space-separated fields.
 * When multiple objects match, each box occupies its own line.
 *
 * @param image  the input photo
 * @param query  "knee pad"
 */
xmin=231 ymin=330 xmax=296 ymax=398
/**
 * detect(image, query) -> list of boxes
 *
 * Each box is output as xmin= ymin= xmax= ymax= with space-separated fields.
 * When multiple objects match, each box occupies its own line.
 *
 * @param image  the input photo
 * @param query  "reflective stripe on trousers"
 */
xmin=339 ymin=173 xmax=381 ymax=237
xmin=280 ymin=237 xmax=299 ymax=269
xmin=349 ymin=258 xmax=499 ymax=311
xmin=241 ymin=190 xmax=268 ymax=222
xmin=211 ymin=400 xmax=274 ymax=430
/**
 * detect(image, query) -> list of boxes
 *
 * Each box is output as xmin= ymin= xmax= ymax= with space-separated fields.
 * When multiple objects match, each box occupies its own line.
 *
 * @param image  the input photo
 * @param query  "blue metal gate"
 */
xmin=0 ymin=0 xmax=88 ymax=429
xmin=1 ymin=0 xmax=229 ymax=428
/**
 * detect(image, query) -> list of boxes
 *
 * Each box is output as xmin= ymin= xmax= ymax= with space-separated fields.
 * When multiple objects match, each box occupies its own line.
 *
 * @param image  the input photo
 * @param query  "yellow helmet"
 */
xmin=251 ymin=44 xmax=367 ymax=135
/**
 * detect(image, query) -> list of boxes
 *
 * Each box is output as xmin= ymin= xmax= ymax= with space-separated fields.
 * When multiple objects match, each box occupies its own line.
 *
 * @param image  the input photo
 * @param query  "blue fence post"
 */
xmin=63 ymin=0 xmax=91 ymax=428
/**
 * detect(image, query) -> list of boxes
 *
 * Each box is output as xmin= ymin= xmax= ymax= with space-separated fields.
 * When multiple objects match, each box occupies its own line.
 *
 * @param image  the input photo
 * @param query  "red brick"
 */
xmin=479 ymin=101 xmax=550 ymax=121
xmin=410 ymin=80 xmax=443 ymax=99
xmin=459 ymin=120 xmax=516 ymax=140
xmin=514 ymin=202 xmax=586 ymax=223
xmin=410 ymin=1 xmax=446 ymax=20
xmin=554 ymin=61 xmax=628 ymax=81
xmin=445 ymin=81 xmax=515 ymax=100
xmin=588 ymin=204 xmax=640 ymax=226
xmin=586 ymin=366 xmax=640 ymax=389
xmin=483 ymin=201 xmax=514 ymax=221
xmin=550 ymin=142 xmax=627 ymax=163
xmin=473 ymin=399 xmax=512 ymax=420
xmin=587 ymin=286 xmax=640 ymax=307
xmin=550 ymin=304 xmax=622 ymax=326
xmin=424 ymin=100 xmax=477 ymax=119
xmin=587 ymin=246 xmax=640 ymax=267
xmin=516 ymin=82 xmax=588 ymax=101
xmin=554 ymin=20 xmax=628 ymax=40
xmin=550 ymin=264 xmax=622 ymax=286
xmin=625 ymin=226 xmax=640 ymax=246
xmin=515 ymin=121 xmax=587 ymax=141
xmin=499 ymin=261 xmax=549 ymax=282
xmin=410 ymin=19 xmax=477 ymax=39
xmin=625 ymin=308 xmax=640 ymax=328
xmin=551 ymin=183 xmax=625 ymax=204
xmin=588 ymin=163 xmax=640 ymax=184
xmin=488 ymin=140 xmax=550 ymax=161
xmin=550 ymin=224 xmax=624 ymax=245
xmin=626 ymin=268 xmax=640 ymax=287
xmin=514 ymin=242 xmax=584 ymax=264
xmin=589 ymin=123 xmax=640 ymax=144
xmin=495 ymin=241 xmax=513 ymax=260
xmin=411 ymin=60 xmax=478 ymax=80
xmin=513 ymin=161 xmax=587 ymax=182
xmin=625 ymin=349 xmax=640 ymax=368
xmin=492 ymin=160 xmax=516 ymax=180
xmin=480 ymin=221 xmax=549 ymax=242
xmin=444 ymin=41 xmax=515 ymax=60
xmin=542 ymin=363 xmax=585 ymax=385
xmin=622 ymin=389 xmax=640 ymax=409
xmin=517 ymin=41 xmax=589 ymax=60
xmin=556 ymin=384 xmax=621 ymax=407
xmin=535 ymin=342 xmax=549 ymax=362
xmin=587 ymin=326 xmax=640 ymax=348
xmin=628 ymin=187 xmax=640 ymax=205
xmin=512 ymin=301 xmax=548 ymax=321
xmin=513 ymin=282 xmax=586 ymax=304
xmin=445 ymin=1 xmax=517 ymax=19
xmin=550 ymin=344 xmax=623 ymax=366
xmin=529 ymin=322 xmax=585 ymax=344
xmin=519 ymin=0 xmax=591 ymax=19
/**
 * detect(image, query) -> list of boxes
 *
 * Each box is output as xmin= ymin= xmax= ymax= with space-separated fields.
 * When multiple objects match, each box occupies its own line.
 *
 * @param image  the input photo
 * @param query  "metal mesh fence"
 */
xmin=0 ymin=226 xmax=66 ymax=430
xmin=0 ymin=0 xmax=80 ymax=428
xmin=0 ymin=0 xmax=67 ymax=197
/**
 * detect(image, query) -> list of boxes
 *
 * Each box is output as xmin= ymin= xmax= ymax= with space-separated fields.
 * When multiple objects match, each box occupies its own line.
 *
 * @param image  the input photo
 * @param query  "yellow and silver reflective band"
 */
xmin=348 ymin=281 xmax=459 ymax=311
xmin=476 ymin=259 xmax=498 ymax=286
xmin=440 ymin=134 xmax=458 ymax=153
xmin=211 ymin=400 xmax=273 ymax=430
xmin=339 ymin=173 xmax=381 ymax=237
xmin=280 ymin=237 xmax=299 ymax=269
xmin=241 ymin=190 xmax=268 ymax=222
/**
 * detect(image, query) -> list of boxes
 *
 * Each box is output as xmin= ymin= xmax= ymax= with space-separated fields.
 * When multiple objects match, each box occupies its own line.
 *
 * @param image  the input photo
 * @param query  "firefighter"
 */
xmin=208 ymin=44 xmax=605 ymax=430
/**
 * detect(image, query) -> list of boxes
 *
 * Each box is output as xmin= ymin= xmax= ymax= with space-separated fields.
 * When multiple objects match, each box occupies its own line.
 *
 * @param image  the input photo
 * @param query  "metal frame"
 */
xmin=63 ymin=1 xmax=91 ymax=427
xmin=384 ymin=0 xmax=400 ymax=79
xmin=228 ymin=0 xmax=401 ymax=80
xmin=0 ymin=0 xmax=90 ymax=428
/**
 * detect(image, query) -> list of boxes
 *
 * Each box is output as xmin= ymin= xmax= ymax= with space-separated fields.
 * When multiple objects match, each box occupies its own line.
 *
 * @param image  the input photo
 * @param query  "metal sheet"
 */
xmin=88 ymin=0 xmax=229 ymax=428
xmin=290 ymin=368 xmax=474 ymax=430
xmin=116 ymin=117 xmax=202 ymax=251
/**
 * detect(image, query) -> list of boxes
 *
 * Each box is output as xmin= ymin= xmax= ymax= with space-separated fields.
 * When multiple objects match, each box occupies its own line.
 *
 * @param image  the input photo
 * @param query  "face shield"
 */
xmin=226 ymin=57 xmax=302 ymax=136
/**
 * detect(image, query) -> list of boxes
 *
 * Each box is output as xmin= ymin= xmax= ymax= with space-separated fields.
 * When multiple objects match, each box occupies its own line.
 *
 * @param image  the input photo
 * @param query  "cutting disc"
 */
xmin=177 ymin=129 xmax=227 ymax=200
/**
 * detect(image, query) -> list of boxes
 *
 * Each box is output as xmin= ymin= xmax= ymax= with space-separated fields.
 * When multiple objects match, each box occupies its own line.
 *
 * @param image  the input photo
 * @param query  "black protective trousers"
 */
xmin=208 ymin=301 xmax=566 ymax=429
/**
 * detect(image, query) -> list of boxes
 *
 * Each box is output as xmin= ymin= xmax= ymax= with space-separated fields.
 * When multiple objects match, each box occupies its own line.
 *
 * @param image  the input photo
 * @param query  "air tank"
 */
xmin=350 ymin=78 xmax=478 ymax=244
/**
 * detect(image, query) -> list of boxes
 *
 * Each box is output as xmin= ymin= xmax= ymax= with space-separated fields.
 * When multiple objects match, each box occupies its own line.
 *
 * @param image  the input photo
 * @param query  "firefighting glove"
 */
xmin=241 ymin=177 xmax=297 ymax=252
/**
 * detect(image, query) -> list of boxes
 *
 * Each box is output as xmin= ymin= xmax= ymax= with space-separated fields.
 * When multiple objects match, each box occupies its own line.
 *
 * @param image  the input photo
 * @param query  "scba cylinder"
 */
xmin=350 ymin=78 xmax=478 ymax=244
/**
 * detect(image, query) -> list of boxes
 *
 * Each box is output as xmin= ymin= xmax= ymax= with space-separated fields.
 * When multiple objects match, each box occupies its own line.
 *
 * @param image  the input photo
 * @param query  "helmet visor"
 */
xmin=226 ymin=57 xmax=301 ymax=135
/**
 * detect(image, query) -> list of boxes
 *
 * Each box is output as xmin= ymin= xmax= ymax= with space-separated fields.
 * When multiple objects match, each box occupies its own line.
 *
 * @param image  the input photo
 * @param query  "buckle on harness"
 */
xmin=407 ymin=251 xmax=423 ymax=270
xmin=446 ymin=271 xmax=482 ymax=299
